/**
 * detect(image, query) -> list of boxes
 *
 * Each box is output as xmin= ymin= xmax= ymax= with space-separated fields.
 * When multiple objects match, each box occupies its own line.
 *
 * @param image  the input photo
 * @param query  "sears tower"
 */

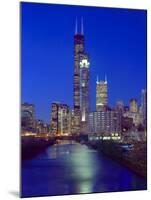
xmin=73 ymin=18 xmax=90 ymax=134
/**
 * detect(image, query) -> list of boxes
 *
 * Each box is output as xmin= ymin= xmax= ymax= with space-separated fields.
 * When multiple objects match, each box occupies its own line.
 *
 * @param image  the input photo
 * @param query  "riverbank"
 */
xmin=21 ymin=136 xmax=55 ymax=160
xmin=87 ymin=140 xmax=147 ymax=180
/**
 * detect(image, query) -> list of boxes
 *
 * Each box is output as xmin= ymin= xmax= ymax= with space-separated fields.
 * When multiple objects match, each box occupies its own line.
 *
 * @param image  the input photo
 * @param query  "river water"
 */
xmin=21 ymin=140 xmax=146 ymax=197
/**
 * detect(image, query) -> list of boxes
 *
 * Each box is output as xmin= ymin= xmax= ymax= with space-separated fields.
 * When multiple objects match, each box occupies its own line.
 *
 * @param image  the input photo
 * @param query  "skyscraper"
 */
xmin=50 ymin=102 xmax=70 ymax=136
xmin=116 ymin=100 xmax=124 ymax=134
xmin=73 ymin=18 xmax=90 ymax=134
xmin=130 ymin=98 xmax=138 ymax=113
xmin=96 ymin=76 xmax=108 ymax=111
xmin=21 ymin=103 xmax=35 ymax=130
xmin=123 ymin=98 xmax=140 ymax=126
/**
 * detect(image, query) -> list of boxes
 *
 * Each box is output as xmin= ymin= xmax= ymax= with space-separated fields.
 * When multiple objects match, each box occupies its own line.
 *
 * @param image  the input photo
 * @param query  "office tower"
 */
xmin=50 ymin=102 xmax=58 ymax=136
xmin=73 ymin=18 xmax=90 ymax=134
xmin=116 ymin=100 xmax=124 ymax=134
xmin=50 ymin=102 xmax=70 ymax=136
xmin=96 ymin=75 xmax=108 ymax=112
xmin=130 ymin=98 xmax=138 ymax=113
xmin=88 ymin=110 xmax=121 ymax=140
xmin=141 ymin=89 xmax=147 ymax=126
xmin=21 ymin=102 xmax=35 ymax=130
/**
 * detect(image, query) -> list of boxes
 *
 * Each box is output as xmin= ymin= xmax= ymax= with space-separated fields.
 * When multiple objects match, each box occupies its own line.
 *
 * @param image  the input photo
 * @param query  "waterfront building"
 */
xmin=123 ymin=129 xmax=146 ymax=142
xmin=88 ymin=110 xmax=121 ymax=140
xmin=50 ymin=102 xmax=58 ymax=136
xmin=130 ymin=98 xmax=138 ymax=113
xmin=50 ymin=102 xmax=70 ymax=136
xmin=73 ymin=18 xmax=90 ymax=134
xmin=96 ymin=76 xmax=108 ymax=112
xmin=21 ymin=103 xmax=35 ymax=130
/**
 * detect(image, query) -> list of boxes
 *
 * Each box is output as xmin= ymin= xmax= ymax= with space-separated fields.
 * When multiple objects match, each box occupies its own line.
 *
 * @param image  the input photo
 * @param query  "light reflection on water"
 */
xmin=21 ymin=140 xmax=146 ymax=197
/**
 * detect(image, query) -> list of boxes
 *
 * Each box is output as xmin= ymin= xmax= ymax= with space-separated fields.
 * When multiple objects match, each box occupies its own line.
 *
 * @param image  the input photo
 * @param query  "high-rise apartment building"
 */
xmin=50 ymin=102 xmax=70 ymax=136
xmin=88 ymin=110 xmax=121 ymax=140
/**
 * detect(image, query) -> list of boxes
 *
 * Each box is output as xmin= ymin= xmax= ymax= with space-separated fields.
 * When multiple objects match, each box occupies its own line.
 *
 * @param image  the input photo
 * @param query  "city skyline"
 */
xmin=21 ymin=2 xmax=147 ymax=123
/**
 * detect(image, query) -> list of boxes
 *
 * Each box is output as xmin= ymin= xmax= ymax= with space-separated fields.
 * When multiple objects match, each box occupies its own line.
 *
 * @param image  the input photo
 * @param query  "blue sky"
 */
xmin=21 ymin=2 xmax=147 ymax=123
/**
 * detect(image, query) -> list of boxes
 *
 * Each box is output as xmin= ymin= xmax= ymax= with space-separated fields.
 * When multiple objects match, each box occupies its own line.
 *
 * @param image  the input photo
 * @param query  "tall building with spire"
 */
xmin=73 ymin=18 xmax=90 ymax=134
xmin=96 ymin=75 xmax=108 ymax=111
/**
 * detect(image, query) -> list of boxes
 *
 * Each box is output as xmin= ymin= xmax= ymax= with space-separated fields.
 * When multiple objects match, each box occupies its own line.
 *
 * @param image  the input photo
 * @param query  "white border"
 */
xmin=0 ymin=0 xmax=151 ymax=199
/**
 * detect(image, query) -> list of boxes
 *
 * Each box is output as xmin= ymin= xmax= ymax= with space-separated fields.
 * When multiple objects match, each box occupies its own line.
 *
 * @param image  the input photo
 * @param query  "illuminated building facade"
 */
xmin=50 ymin=102 xmax=58 ymax=136
xmin=88 ymin=110 xmax=121 ymax=140
xmin=21 ymin=103 xmax=35 ymax=130
xmin=122 ymin=98 xmax=142 ymax=127
xmin=96 ymin=76 xmax=108 ymax=112
xmin=130 ymin=98 xmax=138 ymax=113
xmin=122 ymin=98 xmax=140 ymax=126
xmin=80 ymin=57 xmax=90 ymax=133
xmin=73 ymin=18 xmax=90 ymax=134
xmin=36 ymin=120 xmax=50 ymax=135
xmin=50 ymin=102 xmax=70 ymax=136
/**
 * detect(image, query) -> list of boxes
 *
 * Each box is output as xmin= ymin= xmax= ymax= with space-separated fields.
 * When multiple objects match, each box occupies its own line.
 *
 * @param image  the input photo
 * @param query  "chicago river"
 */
xmin=21 ymin=140 xmax=146 ymax=197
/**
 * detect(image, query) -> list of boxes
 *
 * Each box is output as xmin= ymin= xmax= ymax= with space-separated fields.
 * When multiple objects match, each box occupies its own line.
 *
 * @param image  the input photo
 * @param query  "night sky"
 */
xmin=21 ymin=2 xmax=147 ymax=123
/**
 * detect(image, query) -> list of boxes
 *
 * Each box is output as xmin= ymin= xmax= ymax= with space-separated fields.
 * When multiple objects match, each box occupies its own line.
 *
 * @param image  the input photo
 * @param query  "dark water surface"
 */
xmin=21 ymin=140 xmax=146 ymax=197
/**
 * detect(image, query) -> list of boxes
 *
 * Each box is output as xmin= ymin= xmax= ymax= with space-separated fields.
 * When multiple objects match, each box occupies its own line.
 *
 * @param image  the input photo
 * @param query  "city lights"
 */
xmin=21 ymin=3 xmax=147 ymax=197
